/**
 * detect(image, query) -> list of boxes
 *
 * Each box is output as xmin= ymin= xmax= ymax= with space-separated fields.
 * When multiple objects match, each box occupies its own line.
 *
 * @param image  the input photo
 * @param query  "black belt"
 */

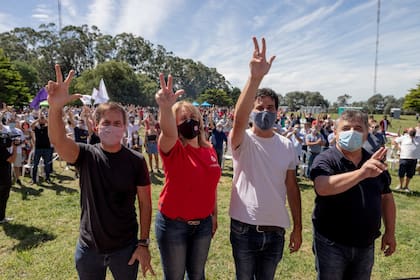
xmin=162 ymin=213 xmax=209 ymax=226
xmin=232 ymin=219 xmax=284 ymax=233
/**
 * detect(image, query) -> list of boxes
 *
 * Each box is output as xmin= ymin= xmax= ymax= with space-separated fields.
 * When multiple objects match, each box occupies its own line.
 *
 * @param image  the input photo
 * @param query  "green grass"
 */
xmin=1 ymin=114 xmax=419 ymax=279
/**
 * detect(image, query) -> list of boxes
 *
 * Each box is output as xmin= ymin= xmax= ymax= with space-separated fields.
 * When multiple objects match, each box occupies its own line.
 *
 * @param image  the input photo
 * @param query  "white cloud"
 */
xmin=114 ymin=0 xmax=184 ymax=39
xmin=86 ymin=0 xmax=117 ymax=32
xmin=32 ymin=4 xmax=54 ymax=24
xmin=279 ymin=0 xmax=343 ymax=33
xmin=0 ymin=13 xmax=15 ymax=32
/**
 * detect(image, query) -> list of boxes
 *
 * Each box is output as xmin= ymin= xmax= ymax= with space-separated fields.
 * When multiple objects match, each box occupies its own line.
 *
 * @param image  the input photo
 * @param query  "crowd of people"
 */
xmin=0 ymin=37 xmax=419 ymax=279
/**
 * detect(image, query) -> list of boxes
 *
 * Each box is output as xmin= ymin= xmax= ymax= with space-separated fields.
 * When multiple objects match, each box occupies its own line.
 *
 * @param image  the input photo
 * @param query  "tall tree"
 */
xmin=403 ymin=82 xmax=420 ymax=113
xmin=0 ymin=49 xmax=31 ymax=106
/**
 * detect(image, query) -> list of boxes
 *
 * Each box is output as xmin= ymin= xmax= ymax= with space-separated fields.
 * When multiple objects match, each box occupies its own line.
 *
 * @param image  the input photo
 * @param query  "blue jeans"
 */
xmin=313 ymin=230 xmax=374 ymax=280
xmin=155 ymin=211 xmax=212 ymax=280
xmin=75 ymin=240 xmax=138 ymax=280
xmin=306 ymin=151 xmax=319 ymax=177
xmin=32 ymin=148 xmax=53 ymax=182
xmin=230 ymin=219 xmax=285 ymax=280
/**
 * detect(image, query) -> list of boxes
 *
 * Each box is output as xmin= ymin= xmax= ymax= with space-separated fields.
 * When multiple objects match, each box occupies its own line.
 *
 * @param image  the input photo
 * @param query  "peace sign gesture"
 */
xmin=249 ymin=37 xmax=276 ymax=79
xmin=46 ymin=64 xmax=81 ymax=110
xmin=155 ymin=73 xmax=184 ymax=109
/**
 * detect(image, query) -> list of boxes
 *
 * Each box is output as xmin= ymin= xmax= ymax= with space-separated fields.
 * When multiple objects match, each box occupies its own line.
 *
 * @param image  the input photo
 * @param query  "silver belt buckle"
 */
xmin=187 ymin=220 xmax=200 ymax=226
xmin=256 ymin=225 xmax=264 ymax=233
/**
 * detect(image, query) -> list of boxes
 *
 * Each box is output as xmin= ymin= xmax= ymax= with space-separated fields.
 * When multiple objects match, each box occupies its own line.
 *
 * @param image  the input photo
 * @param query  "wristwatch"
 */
xmin=137 ymin=238 xmax=150 ymax=247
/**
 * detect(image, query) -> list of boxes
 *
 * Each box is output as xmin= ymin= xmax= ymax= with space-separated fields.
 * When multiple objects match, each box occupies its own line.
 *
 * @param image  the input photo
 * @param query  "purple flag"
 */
xmin=29 ymin=88 xmax=48 ymax=109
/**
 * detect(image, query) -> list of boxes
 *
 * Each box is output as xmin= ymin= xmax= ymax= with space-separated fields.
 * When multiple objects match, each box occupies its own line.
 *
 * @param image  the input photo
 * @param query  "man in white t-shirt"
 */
xmin=228 ymin=37 xmax=302 ymax=280
xmin=394 ymin=128 xmax=420 ymax=192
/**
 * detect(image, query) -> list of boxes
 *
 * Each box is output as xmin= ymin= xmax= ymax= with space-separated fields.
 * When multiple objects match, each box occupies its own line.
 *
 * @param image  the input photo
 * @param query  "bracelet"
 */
xmin=137 ymin=238 xmax=150 ymax=247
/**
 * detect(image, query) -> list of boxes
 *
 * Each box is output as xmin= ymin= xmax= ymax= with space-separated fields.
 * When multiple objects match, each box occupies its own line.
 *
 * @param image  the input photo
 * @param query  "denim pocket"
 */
xmin=230 ymin=219 xmax=249 ymax=234
xmin=315 ymin=231 xmax=335 ymax=246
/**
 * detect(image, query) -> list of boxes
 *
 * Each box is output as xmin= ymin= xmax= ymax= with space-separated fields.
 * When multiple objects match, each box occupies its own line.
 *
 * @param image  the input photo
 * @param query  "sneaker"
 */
xmin=0 ymin=217 xmax=13 ymax=224
xmin=395 ymin=185 xmax=402 ymax=190
xmin=404 ymin=187 xmax=412 ymax=193
xmin=30 ymin=181 xmax=37 ymax=185
xmin=45 ymin=179 xmax=52 ymax=184
xmin=16 ymin=179 xmax=22 ymax=186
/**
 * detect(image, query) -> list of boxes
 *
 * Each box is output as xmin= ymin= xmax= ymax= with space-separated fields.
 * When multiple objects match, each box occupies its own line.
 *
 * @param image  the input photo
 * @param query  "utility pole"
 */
xmin=373 ymin=0 xmax=381 ymax=95
xmin=58 ymin=0 xmax=62 ymax=33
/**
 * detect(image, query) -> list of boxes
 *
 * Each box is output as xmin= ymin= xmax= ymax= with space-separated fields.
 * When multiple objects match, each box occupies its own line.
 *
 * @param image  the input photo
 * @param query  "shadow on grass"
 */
xmin=297 ymin=177 xmax=314 ymax=191
xmin=1 ymin=222 xmax=56 ymax=251
xmin=38 ymin=180 xmax=79 ymax=195
xmin=150 ymin=172 xmax=164 ymax=185
xmin=393 ymin=189 xmax=420 ymax=197
xmin=11 ymin=185 xmax=44 ymax=200
xmin=50 ymin=172 xmax=78 ymax=184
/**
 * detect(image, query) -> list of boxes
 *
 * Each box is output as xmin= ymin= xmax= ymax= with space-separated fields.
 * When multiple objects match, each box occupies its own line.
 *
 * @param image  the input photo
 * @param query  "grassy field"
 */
xmin=0 ymin=114 xmax=419 ymax=279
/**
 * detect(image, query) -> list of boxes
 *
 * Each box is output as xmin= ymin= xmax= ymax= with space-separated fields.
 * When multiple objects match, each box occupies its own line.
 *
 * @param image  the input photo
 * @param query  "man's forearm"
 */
xmin=382 ymin=193 xmax=396 ymax=235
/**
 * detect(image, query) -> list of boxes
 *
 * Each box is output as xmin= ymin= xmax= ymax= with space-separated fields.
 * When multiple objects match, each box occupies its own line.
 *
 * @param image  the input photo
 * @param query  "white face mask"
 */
xmin=216 ymin=127 xmax=223 ymax=132
xmin=98 ymin=125 xmax=125 ymax=146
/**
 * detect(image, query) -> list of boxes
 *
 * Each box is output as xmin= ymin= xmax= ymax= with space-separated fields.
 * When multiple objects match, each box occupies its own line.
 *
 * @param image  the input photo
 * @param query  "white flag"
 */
xmin=91 ymin=88 xmax=99 ymax=100
xmin=97 ymin=78 xmax=110 ymax=104
xmin=81 ymin=95 xmax=93 ymax=105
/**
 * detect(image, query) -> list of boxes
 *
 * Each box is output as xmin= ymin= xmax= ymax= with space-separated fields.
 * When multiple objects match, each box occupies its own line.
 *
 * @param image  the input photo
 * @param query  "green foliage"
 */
xmin=73 ymin=61 xmax=158 ymax=106
xmin=403 ymin=82 xmax=420 ymax=113
xmin=284 ymin=91 xmax=329 ymax=111
xmin=0 ymin=24 xmax=231 ymax=104
xmin=197 ymin=89 xmax=233 ymax=107
xmin=0 ymin=49 xmax=31 ymax=106
xmin=12 ymin=61 xmax=41 ymax=95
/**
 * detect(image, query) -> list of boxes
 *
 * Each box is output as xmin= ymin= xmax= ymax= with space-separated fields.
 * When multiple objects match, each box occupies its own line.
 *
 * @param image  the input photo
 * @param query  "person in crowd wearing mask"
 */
xmin=305 ymin=121 xmax=325 ymax=178
xmin=363 ymin=120 xmax=385 ymax=154
xmin=46 ymin=64 xmax=155 ymax=279
xmin=30 ymin=111 xmax=53 ymax=184
xmin=6 ymin=118 xmax=25 ymax=185
xmin=20 ymin=120 xmax=33 ymax=164
xmin=144 ymin=117 xmax=160 ymax=174
xmin=286 ymin=123 xmax=305 ymax=176
xmin=229 ymin=37 xmax=302 ymax=279
xmin=0 ymin=136 xmax=17 ymax=223
xmin=155 ymin=73 xmax=221 ymax=279
xmin=393 ymin=127 xmax=419 ymax=192
xmin=379 ymin=115 xmax=391 ymax=142
xmin=310 ymin=110 xmax=396 ymax=279
xmin=209 ymin=118 xmax=228 ymax=166
xmin=127 ymin=115 xmax=140 ymax=149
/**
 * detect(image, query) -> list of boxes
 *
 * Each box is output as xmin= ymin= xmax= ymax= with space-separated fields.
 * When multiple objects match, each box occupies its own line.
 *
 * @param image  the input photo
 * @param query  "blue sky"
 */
xmin=1 ymin=0 xmax=420 ymax=102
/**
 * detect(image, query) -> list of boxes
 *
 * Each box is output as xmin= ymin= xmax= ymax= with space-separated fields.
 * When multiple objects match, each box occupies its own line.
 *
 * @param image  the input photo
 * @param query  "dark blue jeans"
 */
xmin=313 ymin=230 xmax=374 ymax=280
xmin=75 ymin=240 xmax=138 ymax=280
xmin=32 ymin=148 xmax=53 ymax=182
xmin=306 ymin=151 xmax=319 ymax=177
xmin=230 ymin=219 xmax=285 ymax=280
xmin=155 ymin=211 xmax=212 ymax=280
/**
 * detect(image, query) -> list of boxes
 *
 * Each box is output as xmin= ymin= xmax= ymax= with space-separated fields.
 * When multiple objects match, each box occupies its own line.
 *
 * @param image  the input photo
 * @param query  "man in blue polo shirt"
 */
xmin=310 ymin=110 xmax=396 ymax=280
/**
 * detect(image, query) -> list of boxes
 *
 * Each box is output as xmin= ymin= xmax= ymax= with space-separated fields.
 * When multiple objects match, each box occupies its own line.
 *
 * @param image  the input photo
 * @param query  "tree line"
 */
xmin=0 ymin=23 xmax=419 ymax=113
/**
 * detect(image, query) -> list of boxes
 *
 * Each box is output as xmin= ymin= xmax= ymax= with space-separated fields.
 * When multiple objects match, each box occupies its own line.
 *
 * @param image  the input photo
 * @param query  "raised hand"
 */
xmin=46 ymin=64 xmax=81 ymax=110
xmin=155 ymin=73 xmax=184 ymax=109
xmin=249 ymin=37 xmax=276 ymax=79
xmin=360 ymin=147 xmax=388 ymax=179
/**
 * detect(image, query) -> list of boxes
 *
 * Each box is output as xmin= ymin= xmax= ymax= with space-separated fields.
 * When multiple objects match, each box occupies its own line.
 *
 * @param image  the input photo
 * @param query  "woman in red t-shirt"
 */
xmin=155 ymin=73 xmax=221 ymax=279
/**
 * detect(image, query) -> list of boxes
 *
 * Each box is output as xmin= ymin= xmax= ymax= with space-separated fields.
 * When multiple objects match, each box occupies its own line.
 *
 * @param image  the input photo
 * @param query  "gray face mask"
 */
xmin=250 ymin=111 xmax=277 ymax=131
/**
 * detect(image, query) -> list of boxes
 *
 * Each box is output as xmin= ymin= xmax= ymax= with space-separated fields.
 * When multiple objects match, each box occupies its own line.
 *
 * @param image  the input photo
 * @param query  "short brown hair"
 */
xmin=94 ymin=102 xmax=127 ymax=125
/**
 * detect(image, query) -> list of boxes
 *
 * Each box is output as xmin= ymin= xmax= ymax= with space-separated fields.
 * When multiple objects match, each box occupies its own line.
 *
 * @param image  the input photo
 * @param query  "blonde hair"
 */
xmin=172 ymin=101 xmax=211 ymax=148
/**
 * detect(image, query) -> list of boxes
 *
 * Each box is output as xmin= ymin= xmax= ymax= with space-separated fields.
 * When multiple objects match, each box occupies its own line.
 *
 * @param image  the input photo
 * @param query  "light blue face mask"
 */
xmin=338 ymin=130 xmax=363 ymax=152
xmin=9 ymin=123 xmax=16 ymax=129
xmin=250 ymin=111 xmax=277 ymax=131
